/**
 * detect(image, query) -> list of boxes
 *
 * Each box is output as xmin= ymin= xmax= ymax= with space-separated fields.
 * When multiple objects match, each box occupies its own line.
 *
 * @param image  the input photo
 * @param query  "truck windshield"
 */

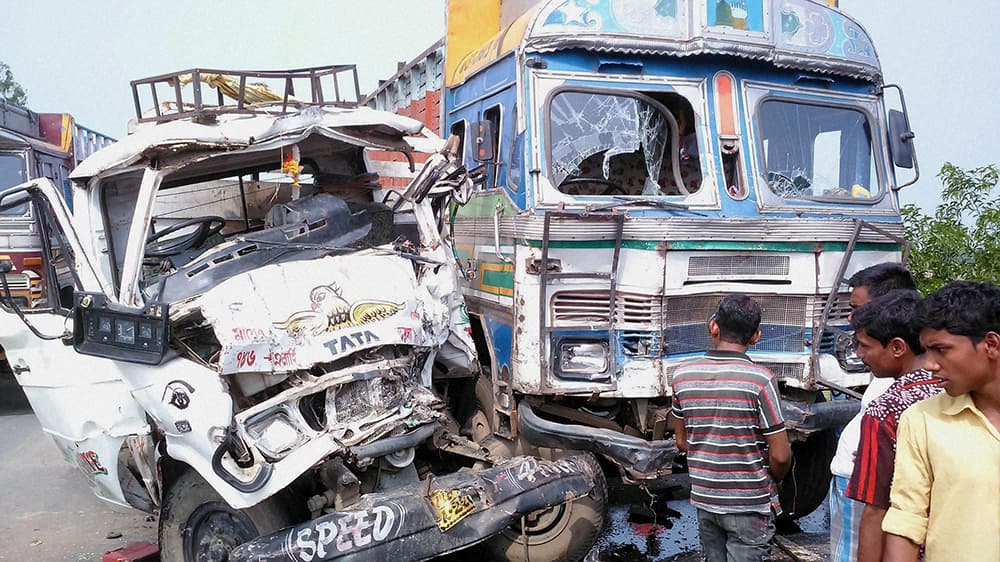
xmin=549 ymin=91 xmax=701 ymax=197
xmin=757 ymin=100 xmax=879 ymax=201
xmin=0 ymin=153 xmax=29 ymax=215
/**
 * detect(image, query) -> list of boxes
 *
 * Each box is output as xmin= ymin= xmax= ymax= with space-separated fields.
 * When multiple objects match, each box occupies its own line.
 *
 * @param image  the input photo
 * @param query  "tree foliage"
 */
xmin=902 ymin=163 xmax=1000 ymax=294
xmin=0 ymin=61 xmax=28 ymax=106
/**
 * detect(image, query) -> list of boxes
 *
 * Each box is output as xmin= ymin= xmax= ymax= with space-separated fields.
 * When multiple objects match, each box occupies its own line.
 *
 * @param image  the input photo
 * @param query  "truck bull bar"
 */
xmin=229 ymin=455 xmax=597 ymax=562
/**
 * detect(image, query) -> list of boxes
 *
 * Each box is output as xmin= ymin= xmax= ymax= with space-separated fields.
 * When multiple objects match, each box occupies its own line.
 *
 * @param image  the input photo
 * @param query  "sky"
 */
xmin=2 ymin=0 xmax=997 ymax=212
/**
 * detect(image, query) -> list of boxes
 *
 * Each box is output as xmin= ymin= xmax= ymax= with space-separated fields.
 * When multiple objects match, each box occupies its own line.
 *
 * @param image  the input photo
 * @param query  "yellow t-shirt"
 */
xmin=882 ymin=392 xmax=1000 ymax=561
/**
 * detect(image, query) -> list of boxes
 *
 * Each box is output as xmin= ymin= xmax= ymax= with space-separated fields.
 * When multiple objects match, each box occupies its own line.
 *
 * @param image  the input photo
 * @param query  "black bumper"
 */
xmin=229 ymin=455 xmax=596 ymax=562
xmin=517 ymin=401 xmax=679 ymax=480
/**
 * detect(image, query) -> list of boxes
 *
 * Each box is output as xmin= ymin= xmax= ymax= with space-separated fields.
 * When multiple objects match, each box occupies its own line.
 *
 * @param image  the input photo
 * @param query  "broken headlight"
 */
xmin=245 ymin=410 xmax=307 ymax=459
xmin=834 ymin=330 xmax=867 ymax=373
xmin=554 ymin=338 xmax=611 ymax=381
xmin=325 ymin=373 xmax=408 ymax=429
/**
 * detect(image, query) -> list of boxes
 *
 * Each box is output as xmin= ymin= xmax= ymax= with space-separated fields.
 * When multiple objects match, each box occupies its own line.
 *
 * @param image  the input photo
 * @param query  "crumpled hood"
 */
xmin=180 ymin=253 xmax=453 ymax=375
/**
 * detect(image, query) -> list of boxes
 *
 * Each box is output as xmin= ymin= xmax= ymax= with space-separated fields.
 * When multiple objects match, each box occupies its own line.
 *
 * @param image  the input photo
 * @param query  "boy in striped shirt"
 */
xmin=671 ymin=294 xmax=791 ymax=562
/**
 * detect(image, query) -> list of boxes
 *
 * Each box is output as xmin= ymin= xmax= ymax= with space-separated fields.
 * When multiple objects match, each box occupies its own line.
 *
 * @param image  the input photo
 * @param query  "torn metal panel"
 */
xmin=229 ymin=455 xmax=597 ymax=562
xmin=71 ymin=106 xmax=429 ymax=183
xmin=155 ymin=194 xmax=372 ymax=303
xmin=517 ymin=401 xmax=679 ymax=480
xmin=179 ymin=254 xmax=455 ymax=375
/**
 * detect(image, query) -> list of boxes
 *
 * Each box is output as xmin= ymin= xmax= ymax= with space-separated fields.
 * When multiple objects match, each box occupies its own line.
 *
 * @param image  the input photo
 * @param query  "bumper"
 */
xmin=517 ymin=401 xmax=679 ymax=480
xmin=230 ymin=455 xmax=596 ymax=562
xmin=782 ymin=399 xmax=860 ymax=434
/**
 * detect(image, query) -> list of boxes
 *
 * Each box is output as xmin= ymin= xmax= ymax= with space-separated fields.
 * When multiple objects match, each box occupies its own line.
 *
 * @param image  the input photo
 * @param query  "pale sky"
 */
xmin=2 ymin=0 xmax=996 ymax=211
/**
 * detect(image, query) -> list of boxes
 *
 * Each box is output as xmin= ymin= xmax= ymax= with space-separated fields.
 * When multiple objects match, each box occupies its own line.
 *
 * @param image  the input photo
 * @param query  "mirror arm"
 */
xmin=884 ymin=84 xmax=920 ymax=190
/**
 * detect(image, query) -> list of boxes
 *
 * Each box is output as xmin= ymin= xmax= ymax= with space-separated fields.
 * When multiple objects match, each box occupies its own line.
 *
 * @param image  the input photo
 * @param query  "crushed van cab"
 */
xmin=0 ymin=66 xmax=595 ymax=562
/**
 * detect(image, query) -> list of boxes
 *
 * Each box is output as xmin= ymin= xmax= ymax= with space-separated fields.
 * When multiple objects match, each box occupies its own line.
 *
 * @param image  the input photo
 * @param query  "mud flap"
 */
xmin=229 ymin=455 xmax=596 ymax=562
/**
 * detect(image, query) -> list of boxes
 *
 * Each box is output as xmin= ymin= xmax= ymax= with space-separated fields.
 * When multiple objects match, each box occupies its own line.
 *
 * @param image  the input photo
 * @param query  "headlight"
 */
xmin=834 ymin=331 xmax=867 ymax=373
xmin=557 ymin=340 xmax=610 ymax=376
xmin=245 ymin=411 xmax=307 ymax=459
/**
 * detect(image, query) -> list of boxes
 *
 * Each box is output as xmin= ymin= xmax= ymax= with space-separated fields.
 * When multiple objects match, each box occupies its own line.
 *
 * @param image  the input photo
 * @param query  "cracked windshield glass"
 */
xmin=549 ymin=91 xmax=702 ymax=197
xmin=758 ymin=100 xmax=879 ymax=201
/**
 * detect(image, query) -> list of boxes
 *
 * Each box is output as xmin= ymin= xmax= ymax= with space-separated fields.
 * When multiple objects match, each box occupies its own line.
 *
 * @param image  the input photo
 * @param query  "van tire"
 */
xmin=158 ymin=469 xmax=293 ymax=562
xmin=480 ymin=452 xmax=607 ymax=562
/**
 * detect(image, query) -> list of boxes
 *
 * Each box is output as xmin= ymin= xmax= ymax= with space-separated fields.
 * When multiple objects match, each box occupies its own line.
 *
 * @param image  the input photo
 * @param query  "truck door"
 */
xmin=0 ymin=179 xmax=148 ymax=509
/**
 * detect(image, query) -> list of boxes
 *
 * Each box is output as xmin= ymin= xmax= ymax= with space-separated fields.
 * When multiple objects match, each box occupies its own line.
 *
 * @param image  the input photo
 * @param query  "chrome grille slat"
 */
xmin=551 ymin=291 xmax=660 ymax=328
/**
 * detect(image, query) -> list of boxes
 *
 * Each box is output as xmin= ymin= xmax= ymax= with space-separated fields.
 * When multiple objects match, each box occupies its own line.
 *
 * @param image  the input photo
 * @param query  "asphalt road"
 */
xmin=0 ymin=409 xmax=157 ymax=561
xmin=0 ymin=379 xmax=830 ymax=561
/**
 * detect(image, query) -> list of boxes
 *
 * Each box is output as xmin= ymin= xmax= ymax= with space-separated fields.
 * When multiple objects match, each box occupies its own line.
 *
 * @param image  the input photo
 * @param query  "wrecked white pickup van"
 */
xmin=0 ymin=67 xmax=597 ymax=562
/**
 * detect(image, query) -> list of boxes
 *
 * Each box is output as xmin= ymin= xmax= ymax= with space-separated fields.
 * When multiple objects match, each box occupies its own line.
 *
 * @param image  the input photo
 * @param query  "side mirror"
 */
xmin=474 ymin=120 xmax=495 ymax=162
xmin=888 ymin=109 xmax=916 ymax=169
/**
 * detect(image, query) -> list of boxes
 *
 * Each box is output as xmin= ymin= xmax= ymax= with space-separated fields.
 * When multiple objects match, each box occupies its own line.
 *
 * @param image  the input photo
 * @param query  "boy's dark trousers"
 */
xmin=696 ymin=509 xmax=775 ymax=562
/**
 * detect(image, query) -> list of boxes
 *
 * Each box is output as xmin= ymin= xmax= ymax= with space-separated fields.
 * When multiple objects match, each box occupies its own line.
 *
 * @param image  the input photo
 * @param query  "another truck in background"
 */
xmin=0 ymin=101 xmax=114 ymax=309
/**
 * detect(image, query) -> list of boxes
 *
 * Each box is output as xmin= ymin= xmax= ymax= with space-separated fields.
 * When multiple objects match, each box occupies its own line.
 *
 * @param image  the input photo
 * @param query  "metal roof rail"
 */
xmin=130 ymin=65 xmax=363 ymax=124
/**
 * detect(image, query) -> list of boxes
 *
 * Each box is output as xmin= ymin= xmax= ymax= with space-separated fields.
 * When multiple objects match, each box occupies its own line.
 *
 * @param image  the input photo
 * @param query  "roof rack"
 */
xmin=130 ymin=65 xmax=363 ymax=124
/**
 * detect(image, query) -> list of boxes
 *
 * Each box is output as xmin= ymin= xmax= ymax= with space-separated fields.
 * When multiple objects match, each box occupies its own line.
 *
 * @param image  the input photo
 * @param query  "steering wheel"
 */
xmin=145 ymin=216 xmax=226 ymax=258
xmin=766 ymin=171 xmax=812 ymax=198
xmin=560 ymin=177 xmax=629 ymax=196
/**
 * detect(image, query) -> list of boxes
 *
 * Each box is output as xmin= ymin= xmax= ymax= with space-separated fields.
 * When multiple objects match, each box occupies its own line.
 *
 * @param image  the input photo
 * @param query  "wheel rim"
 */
xmin=502 ymin=502 xmax=573 ymax=545
xmin=182 ymin=501 xmax=258 ymax=562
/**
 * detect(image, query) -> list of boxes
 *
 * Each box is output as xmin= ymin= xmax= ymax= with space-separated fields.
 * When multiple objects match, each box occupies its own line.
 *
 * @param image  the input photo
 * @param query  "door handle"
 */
xmin=11 ymin=360 xmax=29 ymax=375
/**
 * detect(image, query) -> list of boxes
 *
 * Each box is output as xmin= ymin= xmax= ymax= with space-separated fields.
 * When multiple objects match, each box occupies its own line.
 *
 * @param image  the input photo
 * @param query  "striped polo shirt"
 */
xmin=671 ymin=349 xmax=786 ymax=515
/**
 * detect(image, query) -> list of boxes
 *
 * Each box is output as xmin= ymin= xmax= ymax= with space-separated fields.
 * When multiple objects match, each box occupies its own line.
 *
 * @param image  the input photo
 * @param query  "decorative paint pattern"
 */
xmin=77 ymin=450 xmax=108 ymax=476
xmin=191 ymin=256 xmax=447 ymax=374
xmin=162 ymin=380 xmax=195 ymax=410
xmin=774 ymin=0 xmax=875 ymax=63
xmin=707 ymin=0 xmax=765 ymax=32
xmin=273 ymin=282 xmax=403 ymax=339
xmin=539 ymin=0 xmax=686 ymax=37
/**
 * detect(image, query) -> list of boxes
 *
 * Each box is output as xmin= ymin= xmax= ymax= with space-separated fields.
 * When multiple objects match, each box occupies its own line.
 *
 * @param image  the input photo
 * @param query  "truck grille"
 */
xmin=667 ymin=360 xmax=807 ymax=385
xmin=811 ymin=292 xmax=852 ymax=323
xmin=551 ymin=291 xmax=660 ymax=328
xmin=687 ymin=255 xmax=790 ymax=278
xmin=663 ymin=294 xmax=807 ymax=355
xmin=2 ymin=273 xmax=32 ymax=291
xmin=553 ymin=291 xmax=824 ymax=357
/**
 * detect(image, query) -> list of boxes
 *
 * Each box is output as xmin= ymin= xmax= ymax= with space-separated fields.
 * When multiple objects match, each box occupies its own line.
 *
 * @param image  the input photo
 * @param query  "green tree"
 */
xmin=902 ymin=163 xmax=1000 ymax=294
xmin=0 ymin=61 xmax=28 ymax=106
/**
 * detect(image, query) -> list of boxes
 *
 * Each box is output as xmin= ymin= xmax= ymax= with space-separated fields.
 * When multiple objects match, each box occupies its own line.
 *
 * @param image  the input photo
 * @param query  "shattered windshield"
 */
xmin=758 ymin=101 xmax=879 ymax=201
xmin=549 ymin=91 xmax=701 ymax=197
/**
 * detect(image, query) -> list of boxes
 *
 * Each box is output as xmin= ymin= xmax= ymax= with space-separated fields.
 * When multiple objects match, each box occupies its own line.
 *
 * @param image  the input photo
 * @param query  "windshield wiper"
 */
xmin=587 ymin=198 xmax=702 ymax=215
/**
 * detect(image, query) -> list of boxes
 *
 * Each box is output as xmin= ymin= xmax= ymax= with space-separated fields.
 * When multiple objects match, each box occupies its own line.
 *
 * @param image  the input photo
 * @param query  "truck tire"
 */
xmin=159 ymin=469 xmax=294 ymax=562
xmin=778 ymin=429 xmax=837 ymax=520
xmin=480 ymin=452 xmax=607 ymax=562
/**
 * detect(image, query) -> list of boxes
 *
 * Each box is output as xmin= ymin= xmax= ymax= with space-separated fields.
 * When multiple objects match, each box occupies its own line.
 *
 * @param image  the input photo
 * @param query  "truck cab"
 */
xmin=434 ymin=0 xmax=917 ymax=524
